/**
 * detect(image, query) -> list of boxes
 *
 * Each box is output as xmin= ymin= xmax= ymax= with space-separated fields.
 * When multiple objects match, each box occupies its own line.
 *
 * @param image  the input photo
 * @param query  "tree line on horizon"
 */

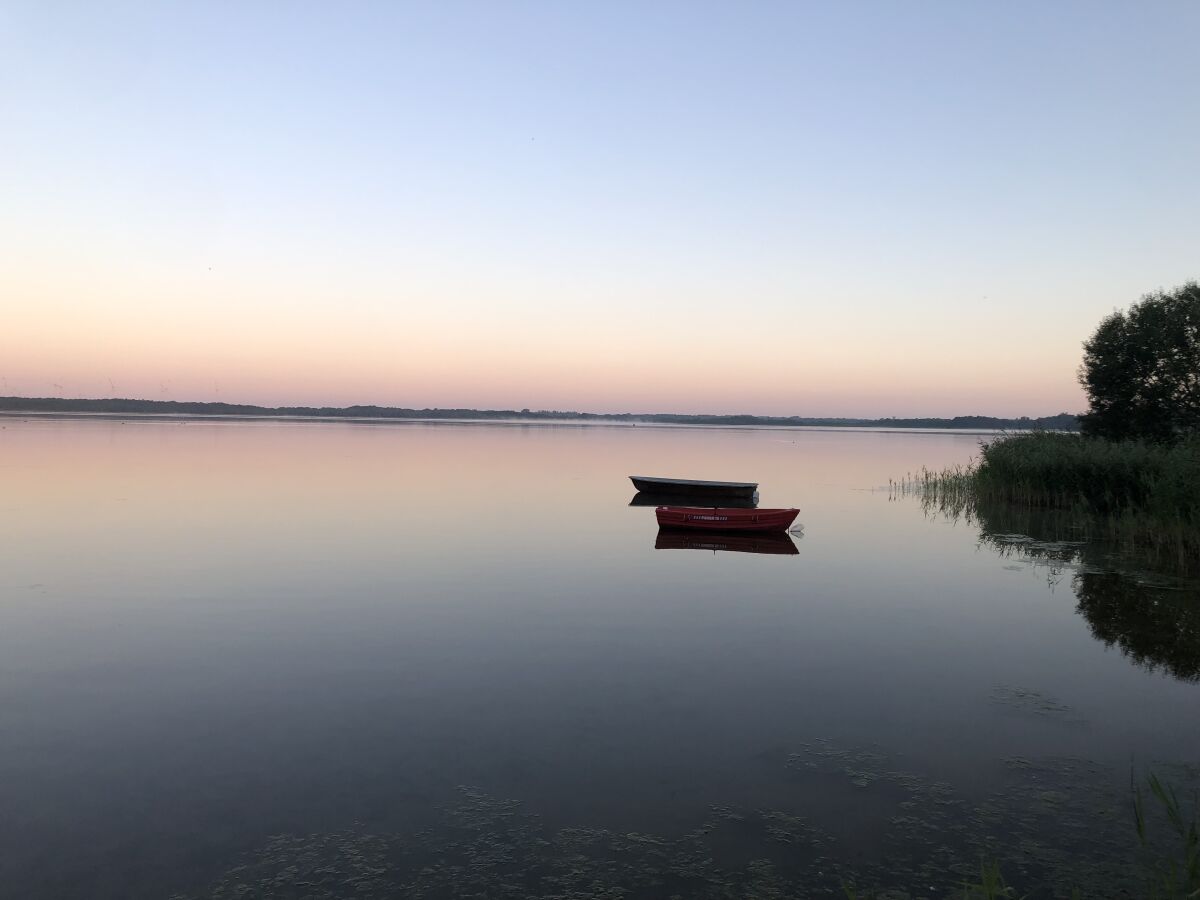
xmin=0 ymin=395 xmax=1079 ymax=431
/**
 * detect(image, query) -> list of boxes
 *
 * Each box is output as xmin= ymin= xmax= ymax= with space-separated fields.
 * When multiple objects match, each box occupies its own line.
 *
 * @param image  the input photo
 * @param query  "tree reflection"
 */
xmin=1073 ymin=572 xmax=1200 ymax=682
xmin=918 ymin=492 xmax=1200 ymax=683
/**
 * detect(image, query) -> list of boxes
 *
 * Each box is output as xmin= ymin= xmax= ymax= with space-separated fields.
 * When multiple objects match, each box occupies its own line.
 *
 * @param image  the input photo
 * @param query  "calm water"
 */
xmin=1 ymin=418 xmax=1197 ymax=898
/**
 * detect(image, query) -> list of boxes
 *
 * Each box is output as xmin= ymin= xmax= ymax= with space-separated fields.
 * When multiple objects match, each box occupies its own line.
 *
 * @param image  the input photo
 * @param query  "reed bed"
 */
xmin=893 ymin=432 xmax=1200 ymax=566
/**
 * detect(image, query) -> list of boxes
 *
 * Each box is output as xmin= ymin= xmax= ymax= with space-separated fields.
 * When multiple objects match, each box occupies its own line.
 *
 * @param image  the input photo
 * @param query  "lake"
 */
xmin=1 ymin=417 xmax=1197 ymax=898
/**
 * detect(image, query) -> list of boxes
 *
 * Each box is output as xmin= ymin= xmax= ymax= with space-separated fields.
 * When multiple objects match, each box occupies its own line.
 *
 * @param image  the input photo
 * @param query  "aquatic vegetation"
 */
xmin=988 ymin=686 xmax=1081 ymax=722
xmin=1133 ymin=772 xmax=1200 ymax=900
xmin=846 ymin=862 xmax=1024 ymax=900
xmin=894 ymin=432 xmax=1200 ymax=567
xmin=895 ymin=436 xmax=1200 ymax=681
xmin=171 ymin=743 xmax=1200 ymax=900
xmin=894 ymin=474 xmax=1200 ymax=683
xmin=171 ymin=787 xmax=842 ymax=899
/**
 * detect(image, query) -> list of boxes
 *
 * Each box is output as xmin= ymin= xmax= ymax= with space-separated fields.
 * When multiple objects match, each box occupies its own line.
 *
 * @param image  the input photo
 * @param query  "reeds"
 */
xmin=1134 ymin=771 xmax=1200 ymax=899
xmin=894 ymin=433 xmax=1200 ymax=566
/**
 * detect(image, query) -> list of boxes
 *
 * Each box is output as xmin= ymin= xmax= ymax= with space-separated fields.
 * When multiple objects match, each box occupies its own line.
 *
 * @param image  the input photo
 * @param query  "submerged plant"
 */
xmin=1134 ymin=771 xmax=1200 ymax=899
xmin=960 ymin=859 xmax=1023 ymax=899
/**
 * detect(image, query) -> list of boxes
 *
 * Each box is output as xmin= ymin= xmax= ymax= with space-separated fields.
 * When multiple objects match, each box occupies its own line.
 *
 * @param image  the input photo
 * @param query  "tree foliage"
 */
xmin=1079 ymin=282 xmax=1200 ymax=441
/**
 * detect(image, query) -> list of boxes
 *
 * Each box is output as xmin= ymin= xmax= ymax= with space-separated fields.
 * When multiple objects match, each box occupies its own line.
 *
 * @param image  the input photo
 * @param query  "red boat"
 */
xmin=655 ymin=506 xmax=799 ymax=533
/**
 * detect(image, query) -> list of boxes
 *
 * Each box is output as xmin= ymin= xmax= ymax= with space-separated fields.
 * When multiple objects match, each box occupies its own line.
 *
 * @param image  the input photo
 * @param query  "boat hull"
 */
xmin=655 ymin=506 xmax=799 ymax=533
xmin=630 ymin=475 xmax=758 ymax=499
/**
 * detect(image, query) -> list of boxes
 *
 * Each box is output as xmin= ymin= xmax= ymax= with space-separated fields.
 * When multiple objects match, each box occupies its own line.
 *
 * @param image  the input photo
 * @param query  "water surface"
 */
xmin=1 ymin=418 xmax=1196 ymax=898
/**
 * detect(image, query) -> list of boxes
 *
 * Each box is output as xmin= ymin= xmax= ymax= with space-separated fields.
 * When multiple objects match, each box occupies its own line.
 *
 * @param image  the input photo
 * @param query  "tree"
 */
xmin=1078 ymin=281 xmax=1200 ymax=441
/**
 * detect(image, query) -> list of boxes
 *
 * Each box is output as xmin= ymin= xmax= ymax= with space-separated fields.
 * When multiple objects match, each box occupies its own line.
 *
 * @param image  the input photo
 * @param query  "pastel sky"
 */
xmin=3 ymin=1 xmax=1198 ymax=417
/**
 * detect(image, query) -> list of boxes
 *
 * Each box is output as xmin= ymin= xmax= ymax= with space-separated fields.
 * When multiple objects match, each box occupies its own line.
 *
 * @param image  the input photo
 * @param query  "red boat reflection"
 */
xmin=654 ymin=529 xmax=799 ymax=555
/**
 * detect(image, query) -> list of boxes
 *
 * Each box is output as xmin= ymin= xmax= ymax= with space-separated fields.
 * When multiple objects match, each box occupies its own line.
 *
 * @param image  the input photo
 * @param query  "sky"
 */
xmin=2 ymin=1 xmax=1198 ymax=417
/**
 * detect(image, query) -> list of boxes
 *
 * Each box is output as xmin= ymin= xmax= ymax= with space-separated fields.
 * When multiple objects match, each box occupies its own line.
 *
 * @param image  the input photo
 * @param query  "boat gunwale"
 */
xmin=654 ymin=506 xmax=798 ymax=515
xmin=630 ymin=475 xmax=758 ymax=490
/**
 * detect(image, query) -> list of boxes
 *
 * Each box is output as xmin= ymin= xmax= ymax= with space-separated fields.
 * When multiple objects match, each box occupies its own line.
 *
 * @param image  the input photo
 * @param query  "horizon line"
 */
xmin=0 ymin=395 xmax=1081 ymax=424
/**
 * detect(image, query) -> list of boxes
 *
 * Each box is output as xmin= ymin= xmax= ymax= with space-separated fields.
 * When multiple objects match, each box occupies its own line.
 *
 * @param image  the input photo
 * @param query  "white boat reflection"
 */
xmin=630 ymin=491 xmax=759 ymax=508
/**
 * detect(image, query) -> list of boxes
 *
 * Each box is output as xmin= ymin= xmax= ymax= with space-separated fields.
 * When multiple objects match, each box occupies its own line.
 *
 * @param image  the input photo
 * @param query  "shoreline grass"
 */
xmin=894 ymin=432 xmax=1200 ymax=569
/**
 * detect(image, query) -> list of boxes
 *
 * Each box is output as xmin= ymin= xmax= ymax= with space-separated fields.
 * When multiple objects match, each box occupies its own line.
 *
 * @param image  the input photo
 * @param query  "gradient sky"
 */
xmin=3 ymin=1 xmax=1198 ymax=416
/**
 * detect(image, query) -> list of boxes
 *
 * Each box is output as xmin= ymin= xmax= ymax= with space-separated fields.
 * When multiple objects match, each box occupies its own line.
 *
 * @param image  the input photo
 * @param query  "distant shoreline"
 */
xmin=0 ymin=411 xmax=1023 ymax=436
xmin=0 ymin=396 xmax=1080 ymax=432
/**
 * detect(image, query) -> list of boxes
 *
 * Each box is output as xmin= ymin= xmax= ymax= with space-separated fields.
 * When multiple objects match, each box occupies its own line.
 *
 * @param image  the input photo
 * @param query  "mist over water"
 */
xmin=1 ymin=418 xmax=1196 ymax=898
